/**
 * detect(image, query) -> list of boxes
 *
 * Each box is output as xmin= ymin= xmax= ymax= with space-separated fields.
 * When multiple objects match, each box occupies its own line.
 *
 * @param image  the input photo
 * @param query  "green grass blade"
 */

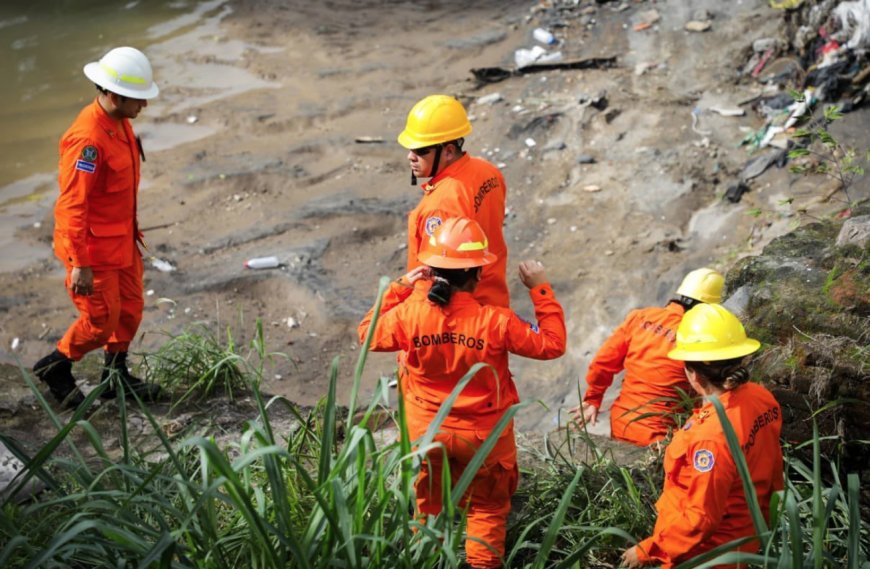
xmin=708 ymin=395 xmax=768 ymax=540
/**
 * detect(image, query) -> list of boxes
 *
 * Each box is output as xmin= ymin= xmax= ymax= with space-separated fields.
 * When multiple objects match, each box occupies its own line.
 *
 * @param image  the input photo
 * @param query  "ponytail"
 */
xmin=427 ymin=267 xmax=480 ymax=306
xmin=685 ymin=358 xmax=751 ymax=391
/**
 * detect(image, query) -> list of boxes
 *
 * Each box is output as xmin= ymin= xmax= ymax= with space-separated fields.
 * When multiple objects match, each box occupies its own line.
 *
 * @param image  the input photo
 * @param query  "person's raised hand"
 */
xmin=400 ymin=265 xmax=431 ymax=286
xmin=518 ymin=260 xmax=547 ymax=289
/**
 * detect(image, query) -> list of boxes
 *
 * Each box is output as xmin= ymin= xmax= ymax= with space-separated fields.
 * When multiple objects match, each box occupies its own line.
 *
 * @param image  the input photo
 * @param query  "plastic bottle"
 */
xmin=244 ymin=256 xmax=280 ymax=269
xmin=533 ymin=27 xmax=556 ymax=45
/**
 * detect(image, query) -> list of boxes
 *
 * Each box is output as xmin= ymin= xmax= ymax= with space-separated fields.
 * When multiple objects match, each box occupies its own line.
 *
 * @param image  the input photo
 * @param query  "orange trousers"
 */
xmin=57 ymin=254 xmax=144 ymax=361
xmin=407 ymin=409 xmax=518 ymax=569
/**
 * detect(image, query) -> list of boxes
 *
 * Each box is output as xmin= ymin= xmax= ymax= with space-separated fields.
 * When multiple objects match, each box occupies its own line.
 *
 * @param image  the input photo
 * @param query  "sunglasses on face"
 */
xmin=411 ymin=144 xmax=439 ymax=157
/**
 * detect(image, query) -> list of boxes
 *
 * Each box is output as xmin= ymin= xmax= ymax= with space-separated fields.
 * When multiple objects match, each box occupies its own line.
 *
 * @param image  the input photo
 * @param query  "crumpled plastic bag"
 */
xmin=833 ymin=0 xmax=870 ymax=50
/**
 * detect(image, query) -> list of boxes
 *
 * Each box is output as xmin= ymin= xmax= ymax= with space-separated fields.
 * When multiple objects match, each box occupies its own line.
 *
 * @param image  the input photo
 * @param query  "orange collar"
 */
xmin=90 ymin=98 xmax=126 ymax=140
xmin=422 ymin=153 xmax=470 ymax=193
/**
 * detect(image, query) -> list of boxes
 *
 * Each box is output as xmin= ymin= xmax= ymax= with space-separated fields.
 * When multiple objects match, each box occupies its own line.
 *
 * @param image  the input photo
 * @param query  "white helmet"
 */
xmin=83 ymin=47 xmax=159 ymax=100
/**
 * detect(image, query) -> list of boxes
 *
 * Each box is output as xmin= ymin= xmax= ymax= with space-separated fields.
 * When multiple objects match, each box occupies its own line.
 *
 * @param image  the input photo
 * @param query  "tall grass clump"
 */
xmin=1 ymin=277 xmax=868 ymax=567
xmin=142 ymin=319 xmax=283 ymax=407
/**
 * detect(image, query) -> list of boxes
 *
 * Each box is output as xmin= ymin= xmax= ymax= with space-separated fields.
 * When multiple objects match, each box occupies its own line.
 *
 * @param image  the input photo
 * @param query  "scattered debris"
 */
xmin=476 ymin=93 xmax=503 ymax=105
xmin=470 ymin=56 xmax=617 ymax=85
xmin=740 ymin=149 xmax=787 ymax=182
xmin=533 ymin=27 xmax=557 ymax=45
xmin=710 ymin=106 xmax=745 ymax=117
xmin=725 ymin=181 xmax=751 ymax=203
xmin=150 ymin=258 xmax=176 ymax=273
xmin=186 ymin=115 xmax=198 ymax=124
xmin=10 ymin=338 xmax=19 ymax=351
xmin=354 ymin=136 xmax=383 ymax=143
xmin=685 ymin=20 xmax=712 ymax=33
xmin=576 ymin=154 xmax=596 ymax=164
xmin=583 ymin=184 xmax=602 ymax=193
xmin=524 ymin=138 xmax=537 ymax=148
xmin=244 ymin=256 xmax=280 ymax=269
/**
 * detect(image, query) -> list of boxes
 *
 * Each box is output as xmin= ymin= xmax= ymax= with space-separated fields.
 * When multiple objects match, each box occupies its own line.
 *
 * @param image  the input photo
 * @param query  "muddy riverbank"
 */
xmin=1 ymin=0 xmax=867 ymax=437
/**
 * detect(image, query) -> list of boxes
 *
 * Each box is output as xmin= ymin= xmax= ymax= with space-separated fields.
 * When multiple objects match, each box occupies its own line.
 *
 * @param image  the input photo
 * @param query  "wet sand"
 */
xmin=1 ymin=0 xmax=867 ymax=435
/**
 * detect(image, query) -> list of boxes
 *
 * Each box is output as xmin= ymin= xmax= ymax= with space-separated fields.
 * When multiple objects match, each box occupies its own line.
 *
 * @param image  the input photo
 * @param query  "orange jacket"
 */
xmin=359 ymin=280 xmax=565 ymax=429
xmin=637 ymin=382 xmax=784 ymax=569
xmin=583 ymin=303 xmax=690 ymax=445
xmin=54 ymin=99 xmax=141 ymax=270
xmin=406 ymin=154 xmax=509 ymax=307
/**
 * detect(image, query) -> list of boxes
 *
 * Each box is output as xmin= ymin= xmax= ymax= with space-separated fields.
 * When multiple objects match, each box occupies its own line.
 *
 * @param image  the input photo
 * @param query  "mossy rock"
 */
xmin=727 ymin=213 xmax=870 ymax=473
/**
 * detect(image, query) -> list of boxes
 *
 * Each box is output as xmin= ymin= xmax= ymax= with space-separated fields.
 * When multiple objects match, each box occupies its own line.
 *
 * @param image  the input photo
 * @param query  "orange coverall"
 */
xmin=636 ymin=382 xmax=784 ymax=568
xmin=359 ymin=280 xmax=566 ymax=568
xmin=53 ymin=99 xmax=144 ymax=361
xmin=583 ymin=303 xmax=689 ymax=446
xmin=406 ymin=154 xmax=509 ymax=308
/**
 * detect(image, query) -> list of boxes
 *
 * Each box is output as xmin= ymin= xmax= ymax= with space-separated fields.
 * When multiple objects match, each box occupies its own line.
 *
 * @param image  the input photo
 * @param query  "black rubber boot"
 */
xmin=100 ymin=351 xmax=161 ymax=402
xmin=33 ymin=350 xmax=85 ymax=409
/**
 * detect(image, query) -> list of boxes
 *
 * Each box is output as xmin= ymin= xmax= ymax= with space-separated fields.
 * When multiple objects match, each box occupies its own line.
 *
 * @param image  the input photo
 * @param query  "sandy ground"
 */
xmin=1 ymin=0 xmax=867 ymax=437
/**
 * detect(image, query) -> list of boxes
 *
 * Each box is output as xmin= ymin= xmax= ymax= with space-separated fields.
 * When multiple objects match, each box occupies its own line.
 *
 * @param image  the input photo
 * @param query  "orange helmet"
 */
xmin=417 ymin=217 xmax=497 ymax=269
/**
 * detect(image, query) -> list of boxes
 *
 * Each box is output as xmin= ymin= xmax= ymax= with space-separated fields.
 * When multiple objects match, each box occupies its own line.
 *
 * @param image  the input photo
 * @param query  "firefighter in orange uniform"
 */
xmin=621 ymin=303 xmax=784 ymax=569
xmin=572 ymin=268 xmax=724 ymax=445
xmin=33 ymin=47 xmax=161 ymax=408
xmin=358 ymin=218 xmax=566 ymax=568
xmin=398 ymin=95 xmax=509 ymax=308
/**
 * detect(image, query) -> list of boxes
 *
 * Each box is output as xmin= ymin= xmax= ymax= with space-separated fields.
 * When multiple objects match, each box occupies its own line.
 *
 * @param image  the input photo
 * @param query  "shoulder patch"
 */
xmin=424 ymin=216 xmax=443 ymax=236
xmin=693 ymin=449 xmax=715 ymax=473
xmin=75 ymin=160 xmax=96 ymax=174
xmin=80 ymin=145 xmax=98 ymax=163
xmin=519 ymin=316 xmax=540 ymax=333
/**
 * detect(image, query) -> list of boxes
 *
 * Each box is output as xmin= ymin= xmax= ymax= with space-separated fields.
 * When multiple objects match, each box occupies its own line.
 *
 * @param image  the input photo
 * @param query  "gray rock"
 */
xmin=723 ymin=285 xmax=752 ymax=319
xmin=1 ymin=441 xmax=44 ymax=503
xmin=753 ymin=37 xmax=779 ymax=53
xmin=576 ymin=154 xmax=597 ymax=164
xmin=836 ymin=214 xmax=870 ymax=248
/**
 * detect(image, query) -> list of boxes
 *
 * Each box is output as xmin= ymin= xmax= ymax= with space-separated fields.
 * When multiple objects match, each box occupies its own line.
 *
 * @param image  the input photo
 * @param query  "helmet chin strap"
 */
xmin=410 ymin=144 xmax=444 ymax=186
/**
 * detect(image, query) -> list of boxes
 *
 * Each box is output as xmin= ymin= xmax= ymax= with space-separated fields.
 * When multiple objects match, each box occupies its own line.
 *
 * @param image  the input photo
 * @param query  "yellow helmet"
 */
xmin=397 ymin=95 xmax=472 ymax=149
xmin=668 ymin=304 xmax=760 ymax=361
xmin=676 ymin=268 xmax=724 ymax=304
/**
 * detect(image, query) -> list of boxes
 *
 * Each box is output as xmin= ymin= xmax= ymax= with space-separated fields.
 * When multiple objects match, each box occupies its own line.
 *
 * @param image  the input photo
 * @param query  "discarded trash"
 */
xmin=287 ymin=316 xmax=300 ymax=329
xmin=685 ymin=20 xmax=712 ymax=32
xmin=533 ymin=27 xmax=557 ymax=45
xmin=150 ymin=258 xmax=176 ymax=273
xmin=633 ymin=21 xmax=653 ymax=32
xmin=710 ymin=107 xmax=745 ymax=117
xmin=524 ymin=138 xmax=537 ymax=148
xmin=751 ymin=49 xmax=775 ymax=78
xmin=691 ymin=108 xmax=712 ymax=136
xmin=547 ymin=218 xmax=557 ymax=225
xmin=10 ymin=338 xmax=19 ymax=351
xmin=740 ymin=149 xmax=787 ymax=181
xmin=769 ymin=0 xmax=804 ymax=9
xmin=515 ymin=45 xmax=547 ymax=68
xmin=186 ymin=115 xmax=198 ymax=124
xmin=470 ymin=57 xmax=617 ymax=84
xmin=245 ymin=256 xmax=280 ymax=269
xmin=833 ymin=0 xmax=870 ymax=50
xmin=146 ymin=289 xmax=155 ymax=296
xmin=725 ymin=182 xmax=750 ymax=203
xmin=354 ymin=136 xmax=383 ymax=143
xmin=752 ymin=37 xmax=779 ymax=53
xmin=476 ymin=93 xmax=503 ymax=105
xmin=583 ymin=184 xmax=602 ymax=193
xmin=388 ymin=378 xmax=398 ymax=388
